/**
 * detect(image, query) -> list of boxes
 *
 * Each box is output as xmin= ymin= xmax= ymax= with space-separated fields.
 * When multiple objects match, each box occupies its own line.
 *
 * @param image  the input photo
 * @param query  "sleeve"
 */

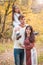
xmin=11 ymin=28 xmax=16 ymax=41
xmin=14 ymin=14 xmax=20 ymax=24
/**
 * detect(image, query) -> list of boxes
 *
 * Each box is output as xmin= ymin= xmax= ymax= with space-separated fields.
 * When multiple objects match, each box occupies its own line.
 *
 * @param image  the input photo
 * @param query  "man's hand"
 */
xmin=19 ymin=44 xmax=25 ymax=49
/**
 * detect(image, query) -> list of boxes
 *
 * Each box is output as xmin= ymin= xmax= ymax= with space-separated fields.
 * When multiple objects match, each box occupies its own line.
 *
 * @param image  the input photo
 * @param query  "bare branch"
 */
xmin=7 ymin=10 xmax=12 ymax=15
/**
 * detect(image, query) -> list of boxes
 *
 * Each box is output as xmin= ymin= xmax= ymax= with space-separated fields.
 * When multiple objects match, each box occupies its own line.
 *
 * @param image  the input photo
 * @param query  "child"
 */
xmin=12 ymin=5 xmax=21 ymax=27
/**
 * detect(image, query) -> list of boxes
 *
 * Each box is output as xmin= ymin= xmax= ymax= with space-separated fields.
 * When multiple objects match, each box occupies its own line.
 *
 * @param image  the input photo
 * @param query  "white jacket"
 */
xmin=13 ymin=13 xmax=20 ymax=27
xmin=12 ymin=26 xmax=25 ymax=49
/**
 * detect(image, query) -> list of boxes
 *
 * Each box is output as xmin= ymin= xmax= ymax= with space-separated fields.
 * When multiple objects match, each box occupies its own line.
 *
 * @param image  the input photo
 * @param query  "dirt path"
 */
xmin=0 ymin=50 xmax=14 ymax=65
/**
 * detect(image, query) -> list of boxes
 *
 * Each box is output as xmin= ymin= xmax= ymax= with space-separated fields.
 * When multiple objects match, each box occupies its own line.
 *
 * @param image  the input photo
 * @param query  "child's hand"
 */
xmin=15 ymin=27 xmax=20 ymax=32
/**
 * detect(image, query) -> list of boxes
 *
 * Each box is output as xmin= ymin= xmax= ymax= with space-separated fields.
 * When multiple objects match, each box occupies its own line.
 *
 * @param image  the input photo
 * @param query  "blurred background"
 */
xmin=0 ymin=0 xmax=43 ymax=65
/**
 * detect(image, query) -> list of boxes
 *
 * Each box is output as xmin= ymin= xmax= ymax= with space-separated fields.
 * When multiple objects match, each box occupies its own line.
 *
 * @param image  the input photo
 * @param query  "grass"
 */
xmin=38 ymin=55 xmax=43 ymax=64
xmin=0 ymin=41 xmax=13 ymax=54
xmin=0 ymin=44 xmax=5 ymax=53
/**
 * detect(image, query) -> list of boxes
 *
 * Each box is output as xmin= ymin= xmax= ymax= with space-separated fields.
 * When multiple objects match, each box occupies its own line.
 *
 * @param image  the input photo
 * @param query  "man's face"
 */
xmin=20 ymin=18 xmax=25 ymax=25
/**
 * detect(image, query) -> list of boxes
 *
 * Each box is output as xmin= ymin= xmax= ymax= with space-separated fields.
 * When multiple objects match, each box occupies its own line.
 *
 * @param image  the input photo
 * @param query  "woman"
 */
xmin=24 ymin=25 xmax=35 ymax=65
xmin=12 ymin=5 xmax=21 ymax=27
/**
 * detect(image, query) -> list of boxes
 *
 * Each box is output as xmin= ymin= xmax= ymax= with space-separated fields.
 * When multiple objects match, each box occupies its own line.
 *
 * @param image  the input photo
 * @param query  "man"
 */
xmin=12 ymin=15 xmax=27 ymax=65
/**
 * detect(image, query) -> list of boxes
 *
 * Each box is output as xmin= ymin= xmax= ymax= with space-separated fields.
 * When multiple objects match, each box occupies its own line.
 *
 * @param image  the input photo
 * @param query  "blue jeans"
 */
xmin=14 ymin=49 xmax=24 ymax=65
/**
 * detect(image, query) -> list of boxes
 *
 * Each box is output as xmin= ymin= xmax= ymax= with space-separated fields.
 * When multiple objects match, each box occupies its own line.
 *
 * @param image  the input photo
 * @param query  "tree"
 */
xmin=21 ymin=0 xmax=28 ymax=6
xmin=0 ymin=0 xmax=16 ymax=39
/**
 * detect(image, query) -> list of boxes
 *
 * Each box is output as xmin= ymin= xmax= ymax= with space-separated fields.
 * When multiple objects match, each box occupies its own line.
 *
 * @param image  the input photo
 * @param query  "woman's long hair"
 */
xmin=12 ymin=5 xmax=20 ymax=21
xmin=25 ymin=25 xmax=35 ymax=43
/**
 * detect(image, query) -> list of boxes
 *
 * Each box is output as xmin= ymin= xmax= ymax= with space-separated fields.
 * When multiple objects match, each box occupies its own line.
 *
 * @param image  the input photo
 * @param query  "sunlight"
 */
xmin=37 ymin=0 xmax=43 ymax=4
xmin=31 ymin=0 xmax=43 ymax=13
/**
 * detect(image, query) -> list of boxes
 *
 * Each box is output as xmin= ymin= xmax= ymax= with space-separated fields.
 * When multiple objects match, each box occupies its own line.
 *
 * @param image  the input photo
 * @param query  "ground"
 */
xmin=0 ymin=41 xmax=43 ymax=65
xmin=0 ymin=49 xmax=14 ymax=65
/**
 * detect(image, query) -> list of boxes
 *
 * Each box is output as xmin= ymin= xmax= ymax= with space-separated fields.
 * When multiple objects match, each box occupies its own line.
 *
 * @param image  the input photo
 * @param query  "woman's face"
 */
xmin=26 ymin=27 xmax=31 ymax=35
xmin=14 ymin=6 xmax=20 ymax=13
